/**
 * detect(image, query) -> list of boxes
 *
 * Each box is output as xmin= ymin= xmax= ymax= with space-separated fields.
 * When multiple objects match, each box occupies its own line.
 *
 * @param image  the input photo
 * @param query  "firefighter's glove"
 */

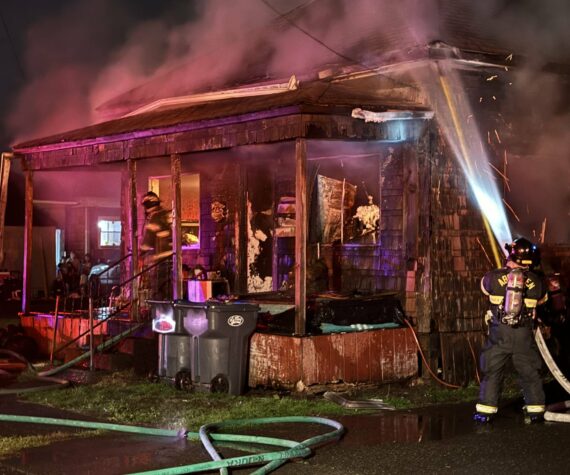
xmin=484 ymin=310 xmax=493 ymax=326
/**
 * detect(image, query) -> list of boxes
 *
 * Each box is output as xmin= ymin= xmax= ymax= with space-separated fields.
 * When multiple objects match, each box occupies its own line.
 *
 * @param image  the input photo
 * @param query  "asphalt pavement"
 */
xmin=1 ymin=393 xmax=570 ymax=474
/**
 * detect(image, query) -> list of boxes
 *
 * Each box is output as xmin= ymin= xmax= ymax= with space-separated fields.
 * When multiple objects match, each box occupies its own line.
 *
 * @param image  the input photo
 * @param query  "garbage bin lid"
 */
xmin=205 ymin=301 xmax=260 ymax=311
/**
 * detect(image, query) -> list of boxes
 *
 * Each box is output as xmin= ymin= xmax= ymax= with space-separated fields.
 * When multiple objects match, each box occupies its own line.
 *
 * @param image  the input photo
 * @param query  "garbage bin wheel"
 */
xmin=147 ymin=371 xmax=159 ymax=384
xmin=210 ymin=373 xmax=229 ymax=394
xmin=175 ymin=370 xmax=193 ymax=392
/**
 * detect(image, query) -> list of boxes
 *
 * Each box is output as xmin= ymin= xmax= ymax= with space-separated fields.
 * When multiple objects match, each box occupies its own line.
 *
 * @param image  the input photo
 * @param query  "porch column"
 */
xmin=170 ymin=154 xmax=182 ymax=300
xmin=127 ymin=159 xmax=139 ymax=319
xmin=294 ymin=139 xmax=307 ymax=335
xmin=22 ymin=167 xmax=33 ymax=315
xmin=0 ymin=153 xmax=12 ymax=267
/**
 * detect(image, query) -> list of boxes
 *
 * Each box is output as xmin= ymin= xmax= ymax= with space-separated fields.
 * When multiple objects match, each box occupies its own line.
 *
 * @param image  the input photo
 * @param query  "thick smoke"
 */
xmin=5 ymin=0 xmax=569 ymax=241
xmin=475 ymin=0 xmax=570 ymax=243
xmin=6 ymin=0 xmax=435 ymax=141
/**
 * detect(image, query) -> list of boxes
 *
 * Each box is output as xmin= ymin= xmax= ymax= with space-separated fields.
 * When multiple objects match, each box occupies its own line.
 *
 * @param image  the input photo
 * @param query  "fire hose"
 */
xmin=534 ymin=326 xmax=570 ymax=423
xmin=0 ymin=349 xmax=69 ymax=394
xmin=0 ymin=413 xmax=344 ymax=474
xmin=0 ymin=324 xmax=144 ymax=395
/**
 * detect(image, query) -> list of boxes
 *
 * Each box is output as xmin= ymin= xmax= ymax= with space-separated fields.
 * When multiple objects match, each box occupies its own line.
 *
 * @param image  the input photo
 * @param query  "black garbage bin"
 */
xmin=149 ymin=300 xmax=206 ymax=391
xmin=150 ymin=300 xmax=259 ymax=395
xmin=174 ymin=301 xmax=258 ymax=395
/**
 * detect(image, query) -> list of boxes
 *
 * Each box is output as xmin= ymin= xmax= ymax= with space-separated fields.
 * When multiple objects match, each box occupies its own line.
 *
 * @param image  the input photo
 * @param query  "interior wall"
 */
xmin=306 ymin=140 xmax=406 ymax=294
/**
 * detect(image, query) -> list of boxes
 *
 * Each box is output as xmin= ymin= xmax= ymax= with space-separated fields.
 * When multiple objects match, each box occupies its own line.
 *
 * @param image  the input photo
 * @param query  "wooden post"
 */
xmin=171 ymin=154 xmax=182 ymax=300
xmin=89 ymin=296 xmax=94 ymax=371
xmin=294 ymin=139 xmax=307 ymax=336
xmin=235 ymin=164 xmax=247 ymax=294
xmin=22 ymin=167 xmax=33 ymax=315
xmin=83 ymin=207 xmax=90 ymax=256
xmin=0 ymin=153 xmax=12 ymax=267
xmin=127 ymin=159 xmax=139 ymax=319
xmin=49 ymin=295 xmax=60 ymax=365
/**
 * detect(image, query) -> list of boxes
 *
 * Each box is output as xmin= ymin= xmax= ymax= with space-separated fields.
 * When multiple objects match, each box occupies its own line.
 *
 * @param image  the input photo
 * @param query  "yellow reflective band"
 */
xmin=489 ymin=295 xmax=504 ymax=305
xmin=476 ymin=403 xmax=498 ymax=414
xmin=524 ymin=405 xmax=545 ymax=413
xmin=524 ymin=298 xmax=538 ymax=308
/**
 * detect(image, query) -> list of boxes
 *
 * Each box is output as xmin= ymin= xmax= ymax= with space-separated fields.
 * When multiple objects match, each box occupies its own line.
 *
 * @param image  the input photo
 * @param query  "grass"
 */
xmin=21 ymin=371 xmax=525 ymax=431
xmin=23 ymin=371 xmax=352 ymax=431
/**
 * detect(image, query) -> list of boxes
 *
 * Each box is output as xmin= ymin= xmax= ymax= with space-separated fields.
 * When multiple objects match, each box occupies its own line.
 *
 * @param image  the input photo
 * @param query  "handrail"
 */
xmin=51 ymin=301 xmax=131 ymax=355
xmin=52 ymin=254 xmax=173 ymax=358
xmin=108 ymin=253 xmax=173 ymax=298
xmin=90 ymin=252 xmax=133 ymax=279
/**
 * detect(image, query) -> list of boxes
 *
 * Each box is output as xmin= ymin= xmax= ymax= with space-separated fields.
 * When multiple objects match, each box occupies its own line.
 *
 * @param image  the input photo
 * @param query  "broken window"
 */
xmin=309 ymin=152 xmax=382 ymax=246
xmin=148 ymin=174 xmax=200 ymax=249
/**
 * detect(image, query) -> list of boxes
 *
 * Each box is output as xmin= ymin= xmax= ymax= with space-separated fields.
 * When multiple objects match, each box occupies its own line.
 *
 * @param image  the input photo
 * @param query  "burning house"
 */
xmin=8 ymin=1 xmax=570 ymax=388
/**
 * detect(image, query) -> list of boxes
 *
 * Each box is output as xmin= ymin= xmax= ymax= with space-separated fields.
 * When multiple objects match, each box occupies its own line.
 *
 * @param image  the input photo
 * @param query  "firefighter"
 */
xmin=140 ymin=191 xmax=173 ymax=299
xmin=474 ymin=237 xmax=548 ymax=424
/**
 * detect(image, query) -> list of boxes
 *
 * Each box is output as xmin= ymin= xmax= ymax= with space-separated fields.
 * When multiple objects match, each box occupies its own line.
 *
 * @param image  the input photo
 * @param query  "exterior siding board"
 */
xmin=249 ymin=329 xmax=417 ymax=388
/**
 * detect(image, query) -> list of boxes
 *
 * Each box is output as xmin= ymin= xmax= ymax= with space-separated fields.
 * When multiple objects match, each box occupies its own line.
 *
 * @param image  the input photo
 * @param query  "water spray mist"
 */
xmin=429 ymin=60 xmax=512 ymax=266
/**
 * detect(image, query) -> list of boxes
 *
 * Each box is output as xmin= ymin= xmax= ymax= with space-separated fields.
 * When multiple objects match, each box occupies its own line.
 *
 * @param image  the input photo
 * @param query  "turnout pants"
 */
xmin=478 ymin=321 xmax=544 ymax=410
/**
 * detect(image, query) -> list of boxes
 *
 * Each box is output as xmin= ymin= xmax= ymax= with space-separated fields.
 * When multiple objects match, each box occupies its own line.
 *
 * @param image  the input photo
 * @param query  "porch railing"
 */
xmin=51 ymin=253 xmax=173 ymax=369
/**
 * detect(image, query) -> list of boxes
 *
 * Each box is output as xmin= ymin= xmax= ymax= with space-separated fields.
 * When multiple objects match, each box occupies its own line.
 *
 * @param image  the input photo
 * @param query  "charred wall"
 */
xmin=427 ymin=126 xmax=492 ymax=384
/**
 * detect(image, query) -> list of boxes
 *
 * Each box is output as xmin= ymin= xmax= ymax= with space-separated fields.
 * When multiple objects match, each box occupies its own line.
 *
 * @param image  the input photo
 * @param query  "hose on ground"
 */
xmin=0 ymin=413 xmax=344 ymax=475
xmin=403 ymin=318 xmax=461 ymax=389
xmin=534 ymin=327 xmax=570 ymax=423
xmin=0 ymin=349 xmax=69 ymax=395
xmin=0 ymin=323 xmax=144 ymax=395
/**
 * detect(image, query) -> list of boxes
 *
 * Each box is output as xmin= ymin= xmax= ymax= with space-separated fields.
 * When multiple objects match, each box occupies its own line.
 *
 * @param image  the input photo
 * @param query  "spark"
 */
xmin=489 ymin=163 xmax=510 ymax=190
xmin=506 ymin=53 xmax=513 ymax=61
xmin=487 ymin=75 xmax=498 ymax=81
xmin=540 ymin=218 xmax=547 ymax=244
xmin=476 ymin=237 xmax=494 ymax=267
xmin=492 ymin=96 xmax=497 ymax=101
xmin=479 ymin=97 xmax=483 ymax=102
xmin=494 ymin=129 xmax=501 ymax=143
xmin=502 ymin=198 xmax=521 ymax=222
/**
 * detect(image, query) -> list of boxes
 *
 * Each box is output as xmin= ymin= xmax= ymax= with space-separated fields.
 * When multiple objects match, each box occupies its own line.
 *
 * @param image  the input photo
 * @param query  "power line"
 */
xmin=0 ymin=5 xmax=25 ymax=80
xmin=259 ymin=0 xmax=418 ymax=90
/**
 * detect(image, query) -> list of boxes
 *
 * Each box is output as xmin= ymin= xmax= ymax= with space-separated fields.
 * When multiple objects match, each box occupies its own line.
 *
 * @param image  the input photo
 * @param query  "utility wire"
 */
xmin=0 ymin=5 xmax=25 ymax=80
xmin=259 ymin=0 xmax=418 ymax=90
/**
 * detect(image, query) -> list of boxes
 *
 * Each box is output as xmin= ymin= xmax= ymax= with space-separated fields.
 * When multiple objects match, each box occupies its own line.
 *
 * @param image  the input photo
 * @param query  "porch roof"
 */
xmin=13 ymin=72 xmax=428 ymax=153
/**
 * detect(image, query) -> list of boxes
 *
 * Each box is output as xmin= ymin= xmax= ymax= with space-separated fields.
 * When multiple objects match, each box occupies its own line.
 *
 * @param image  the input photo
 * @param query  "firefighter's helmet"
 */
xmin=505 ymin=237 xmax=539 ymax=267
xmin=141 ymin=191 xmax=160 ymax=209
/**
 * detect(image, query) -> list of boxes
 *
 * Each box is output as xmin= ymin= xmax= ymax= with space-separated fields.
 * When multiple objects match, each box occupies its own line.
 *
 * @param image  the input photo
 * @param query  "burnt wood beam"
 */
xmin=235 ymin=164 xmax=247 ymax=294
xmin=127 ymin=159 xmax=139 ymax=319
xmin=295 ymin=138 xmax=307 ymax=336
xmin=171 ymin=154 xmax=183 ymax=300
xmin=22 ymin=167 xmax=33 ymax=315
xmin=16 ymin=115 xmax=430 ymax=171
xmin=0 ymin=153 xmax=12 ymax=267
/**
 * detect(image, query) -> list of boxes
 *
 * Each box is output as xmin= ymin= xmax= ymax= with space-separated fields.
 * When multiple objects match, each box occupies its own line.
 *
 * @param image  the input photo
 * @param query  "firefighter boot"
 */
xmin=524 ymin=411 xmax=544 ymax=424
xmin=523 ymin=405 xmax=545 ymax=424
